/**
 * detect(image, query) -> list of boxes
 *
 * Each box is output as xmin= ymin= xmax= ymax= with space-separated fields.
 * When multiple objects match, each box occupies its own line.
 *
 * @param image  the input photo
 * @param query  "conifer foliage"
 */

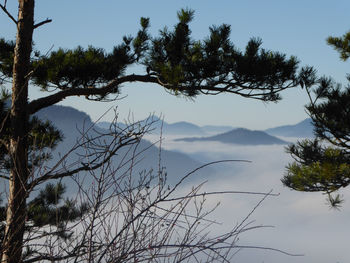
xmin=283 ymin=31 xmax=350 ymax=208
xmin=1 ymin=8 xmax=305 ymax=111
xmin=0 ymin=183 xmax=87 ymax=259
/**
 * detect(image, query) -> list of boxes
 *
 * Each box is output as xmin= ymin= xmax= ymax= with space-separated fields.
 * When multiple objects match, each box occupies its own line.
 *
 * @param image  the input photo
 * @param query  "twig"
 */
xmin=166 ymin=190 xmax=279 ymax=202
xmin=0 ymin=3 xmax=17 ymax=25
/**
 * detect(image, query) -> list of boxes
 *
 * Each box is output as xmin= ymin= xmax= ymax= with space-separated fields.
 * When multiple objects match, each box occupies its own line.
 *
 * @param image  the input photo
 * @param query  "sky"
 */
xmin=1 ymin=0 xmax=350 ymax=129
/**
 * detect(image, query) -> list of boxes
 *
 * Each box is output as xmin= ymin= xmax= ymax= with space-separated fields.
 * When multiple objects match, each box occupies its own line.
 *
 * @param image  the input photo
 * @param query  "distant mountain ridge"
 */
xmin=97 ymin=116 xmax=233 ymax=136
xmin=265 ymin=118 xmax=314 ymax=138
xmin=36 ymin=105 xmax=92 ymax=125
xmin=175 ymin=128 xmax=289 ymax=145
xmin=98 ymin=116 xmax=314 ymax=140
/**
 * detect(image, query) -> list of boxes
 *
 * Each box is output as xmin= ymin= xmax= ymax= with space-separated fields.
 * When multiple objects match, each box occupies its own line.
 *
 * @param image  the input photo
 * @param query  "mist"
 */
xmin=144 ymin=134 xmax=350 ymax=263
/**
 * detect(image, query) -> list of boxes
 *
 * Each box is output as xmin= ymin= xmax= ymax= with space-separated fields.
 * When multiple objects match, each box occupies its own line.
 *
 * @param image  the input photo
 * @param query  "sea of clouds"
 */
xmin=144 ymin=134 xmax=350 ymax=263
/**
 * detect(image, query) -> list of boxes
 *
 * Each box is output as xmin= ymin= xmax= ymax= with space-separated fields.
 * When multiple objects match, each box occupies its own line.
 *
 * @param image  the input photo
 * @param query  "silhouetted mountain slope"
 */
xmin=175 ymin=128 xmax=289 ymax=145
xmin=265 ymin=118 xmax=314 ymax=138
xmin=35 ymin=106 xmax=213 ymax=188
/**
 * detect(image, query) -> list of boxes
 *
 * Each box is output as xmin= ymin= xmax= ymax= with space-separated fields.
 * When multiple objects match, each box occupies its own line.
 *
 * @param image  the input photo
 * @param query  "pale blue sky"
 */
xmin=1 ymin=0 xmax=349 ymax=129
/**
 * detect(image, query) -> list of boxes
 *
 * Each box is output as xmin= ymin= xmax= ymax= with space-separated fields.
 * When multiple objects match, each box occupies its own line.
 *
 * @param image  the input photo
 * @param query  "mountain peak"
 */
xmin=176 ymin=128 xmax=288 ymax=145
xmin=36 ymin=105 xmax=92 ymax=124
xmin=265 ymin=118 xmax=314 ymax=137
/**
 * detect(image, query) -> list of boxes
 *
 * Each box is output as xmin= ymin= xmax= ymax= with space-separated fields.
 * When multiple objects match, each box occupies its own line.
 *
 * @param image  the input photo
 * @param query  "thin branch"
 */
xmin=233 ymin=245 xmax=303 ymax=257
xmin=0 ymin=3 xmax=17 ymax=25
xmin=0 ymin=174 xmax=9 ymax=180
xmin=33 ymin=18 xmax=52 ymax=29
xmin=28 ymin=134 xmax=141 ymax=187
xmin=167 ymin=160 xmax=252 ymax=198
xmin=165 ymin=190 xmax=280 ymax=202
xmin=23 ymin=249 xmax=84 ymax=263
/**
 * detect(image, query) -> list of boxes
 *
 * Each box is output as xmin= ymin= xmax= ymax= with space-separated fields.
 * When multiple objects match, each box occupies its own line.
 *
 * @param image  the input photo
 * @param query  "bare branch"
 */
xmin=33 ymin=18 xmax=52 ymax=29
xmin=28 ymin=128 xmax=145 ymax=188
xmin=0 ymin=4 xmax=17 ymax=25
xmin=165 ymin=190 xmax=280 ymax=202
xmin=233 ymin=246 xmax=303 ymax=257
xmin=0 ymin=174 xmax=9 ymax=180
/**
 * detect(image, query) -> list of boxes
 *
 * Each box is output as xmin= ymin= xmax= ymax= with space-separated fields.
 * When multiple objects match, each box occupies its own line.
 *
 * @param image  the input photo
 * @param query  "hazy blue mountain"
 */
xmin=96 ymin=121 xmax=114 ymax=130
xmin=97 ymin=117 xmax=235 ymax=136
xmin=97 ymin=117 xmax=205 ymax=135
xmin=166 ymin=121 xmax=203 ymax=134
xmin=175 ymin=128 xmax=289 ymax=145
xmin=265 ymin=118 xmax=314 ymax=138
xmin=36 ymin=105 xmax=92 ymax=129
xmin=35 ymin=106 xmax=214 ymax=188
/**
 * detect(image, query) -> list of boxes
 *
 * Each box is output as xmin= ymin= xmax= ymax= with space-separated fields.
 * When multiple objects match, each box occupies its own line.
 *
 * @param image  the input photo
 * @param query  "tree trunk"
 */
xmin=1 ymin=1 xmax=34 ymax=262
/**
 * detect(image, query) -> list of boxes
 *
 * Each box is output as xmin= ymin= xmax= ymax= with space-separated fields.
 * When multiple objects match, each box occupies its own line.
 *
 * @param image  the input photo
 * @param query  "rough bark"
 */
xmin=1 ymin=1 xmax=34 ymax=262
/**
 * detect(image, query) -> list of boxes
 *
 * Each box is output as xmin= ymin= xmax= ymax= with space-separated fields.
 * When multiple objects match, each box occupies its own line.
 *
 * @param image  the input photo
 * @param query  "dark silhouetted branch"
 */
xmin=0 ymin=4 xmax=17 ymax=25
xmin=33 ymin=18 xmax=52 ymax=29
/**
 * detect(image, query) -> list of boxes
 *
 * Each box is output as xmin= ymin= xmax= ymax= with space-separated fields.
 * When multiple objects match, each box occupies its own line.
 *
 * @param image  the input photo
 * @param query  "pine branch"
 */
xmin=28 ymin=73 xmax=295 ymax=116
xmin=27 ymin=74 xmax=158 ymax=114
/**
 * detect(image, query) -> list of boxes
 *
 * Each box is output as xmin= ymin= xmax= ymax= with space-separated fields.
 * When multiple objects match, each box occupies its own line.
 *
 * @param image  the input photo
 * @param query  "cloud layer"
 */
xmin=148 ymin=134 xmax=350 ymax=263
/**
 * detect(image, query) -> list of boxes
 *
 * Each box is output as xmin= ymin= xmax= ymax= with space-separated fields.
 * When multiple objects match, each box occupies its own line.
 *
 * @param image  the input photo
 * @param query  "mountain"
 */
xmin=35 ymin=106 xmax=214 ymax=187
xmin=97 ymin=117 xmax=205 ymax=135
xmin=97 ymin=117 xmax=233 ymax=136
xmin=265 ymin=118 xmax=314 ymax=138
xmin=36 ymin=105 xmax=92 ymax=129
xmin=96 ymin=121 xmax=114 ymax=130
xmin=175 ymin=128 xmax=289 ymax=145
xmin=165 ymin=121 xmax=204 ymax=135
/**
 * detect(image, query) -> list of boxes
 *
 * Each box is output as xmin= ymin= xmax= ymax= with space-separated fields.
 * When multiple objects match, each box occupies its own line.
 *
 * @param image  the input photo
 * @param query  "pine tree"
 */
xmin=0 ymin=1 xmax=310 ymax=262
xmin=0 ymin=82 xmax=87 ymax=261
xmin=0 ymin=183 xmax=87 ymax=260
xmin=282 ymin=31 xmax=350 ymax=208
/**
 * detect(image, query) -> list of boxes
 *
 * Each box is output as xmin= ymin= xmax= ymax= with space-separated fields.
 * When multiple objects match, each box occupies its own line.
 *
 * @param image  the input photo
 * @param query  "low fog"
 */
xmin=144 ymin=134 xmax=350 ymax=263
xmin=14 ymin=105 xmax=347 ymax=262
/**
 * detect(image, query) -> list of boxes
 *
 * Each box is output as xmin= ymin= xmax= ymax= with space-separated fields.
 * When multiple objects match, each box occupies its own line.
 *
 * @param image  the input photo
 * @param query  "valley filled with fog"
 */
xmin=29 ymin=105 xmax=349 ymax=263
xmin=143 ymin=132 xmax=350 ymax=263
